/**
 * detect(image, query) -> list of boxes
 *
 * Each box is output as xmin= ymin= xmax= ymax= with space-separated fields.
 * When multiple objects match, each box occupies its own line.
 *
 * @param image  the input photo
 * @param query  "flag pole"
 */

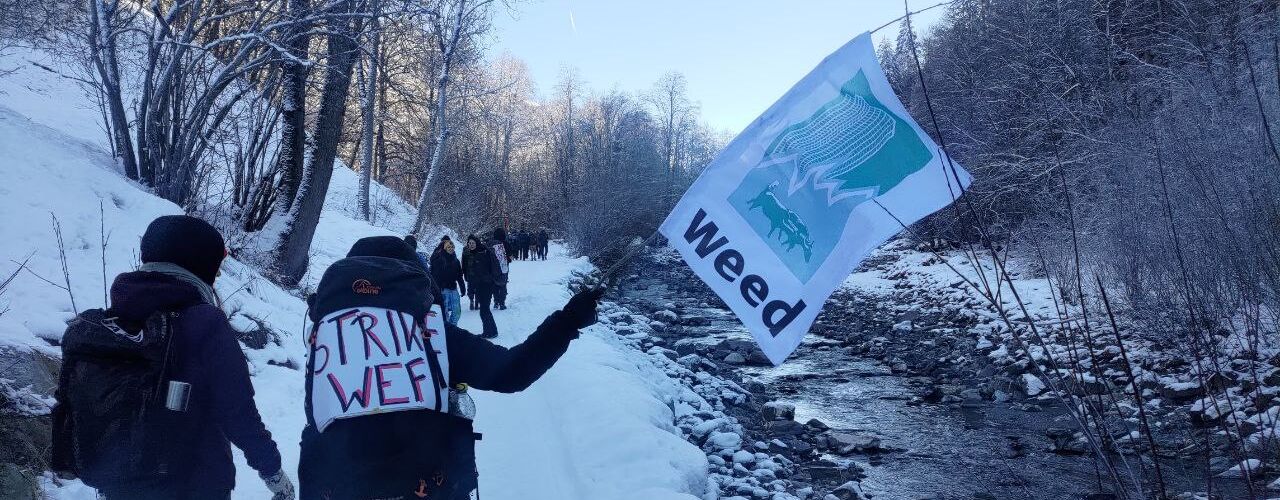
xmin=870 ymin=0 xmax=953 ymax=35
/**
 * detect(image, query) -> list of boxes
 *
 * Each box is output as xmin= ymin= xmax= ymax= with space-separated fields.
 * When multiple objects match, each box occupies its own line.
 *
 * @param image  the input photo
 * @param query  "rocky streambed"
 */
xmin=608 ymin=247 xmax=1254 ymax=499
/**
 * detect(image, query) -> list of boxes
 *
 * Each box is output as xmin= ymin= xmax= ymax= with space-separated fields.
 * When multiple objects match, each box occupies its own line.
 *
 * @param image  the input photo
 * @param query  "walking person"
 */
xmin=52 ymin=215 xmax=293 ymax=500
xmin=489 ymin=228 xmax=511 ymax=310
xmin=518 ymin=229 xmax=530 ymax=260
xmin=430 ymin=235 xmax=466 ymax=326
xmin=298 ymin=236 xmax=603 ymax=500
xmin=461 ymin=234 xmax=479 ymax=311
xmin=465 ymin=234 xmax=500 ymax=337
xmin=537 ymin=228 xmax=549 ymax=260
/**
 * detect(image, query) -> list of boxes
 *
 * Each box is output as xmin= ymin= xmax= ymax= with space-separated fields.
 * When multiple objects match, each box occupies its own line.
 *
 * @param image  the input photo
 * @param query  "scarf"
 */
xmin=139 ymin=261 xmax=219 ymax=307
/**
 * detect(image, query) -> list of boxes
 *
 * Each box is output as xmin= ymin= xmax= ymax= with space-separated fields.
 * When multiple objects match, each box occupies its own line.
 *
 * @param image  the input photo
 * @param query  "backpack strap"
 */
xmin=303 ymin=321 xmax=321 ymax=430
xmin=153 ymin=312 xmax=178 ymax=402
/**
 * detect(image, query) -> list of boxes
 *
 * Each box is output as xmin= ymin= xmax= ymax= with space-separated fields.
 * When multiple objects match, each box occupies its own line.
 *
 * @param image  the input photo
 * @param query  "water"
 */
xmin=738 ymin=323 xmax=1251 ymax=499
xmin=622 ymin=258 xmax=1253 ymax=499
xmin=745 ymin=344 xmax=1106 ymax=498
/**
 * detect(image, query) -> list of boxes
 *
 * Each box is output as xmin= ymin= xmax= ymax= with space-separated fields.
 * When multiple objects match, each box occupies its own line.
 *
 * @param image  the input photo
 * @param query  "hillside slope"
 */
xmin=0 ymin=46 xmax=710 ymax=500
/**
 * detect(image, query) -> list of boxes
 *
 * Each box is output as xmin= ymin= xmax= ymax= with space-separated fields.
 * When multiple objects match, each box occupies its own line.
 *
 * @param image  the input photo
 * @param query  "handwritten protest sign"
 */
xmin=310 ymin=304 xmax=451 ymax=432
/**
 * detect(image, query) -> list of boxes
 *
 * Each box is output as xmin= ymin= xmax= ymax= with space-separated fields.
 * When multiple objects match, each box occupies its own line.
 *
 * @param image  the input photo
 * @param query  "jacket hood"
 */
xmin=310 ymin=255 xmax=433 ymax=322
xmin=108 ymin=270 xmax=207 ymax=325
xmin=348 ymin=236 xmax=420 ymax=264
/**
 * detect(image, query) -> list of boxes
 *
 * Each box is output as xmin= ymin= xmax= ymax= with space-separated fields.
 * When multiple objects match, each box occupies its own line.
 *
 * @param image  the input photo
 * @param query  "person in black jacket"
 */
xmin=537 ymin=228 xmax=549 ymax=260
xmin=54 ymin=215 xmax=292 ymax=500
xmin=429 ymin=235 xmax=466 ymax=325
xmin=461 ymin=235 xmax=479 ymax=310
xmin=489 ymin=228 xmax=511 ymax=310
xmin=463 ymin=234 xmax=499 ymax=337
xmin=298 ymin=236 xmax=602 ymax=500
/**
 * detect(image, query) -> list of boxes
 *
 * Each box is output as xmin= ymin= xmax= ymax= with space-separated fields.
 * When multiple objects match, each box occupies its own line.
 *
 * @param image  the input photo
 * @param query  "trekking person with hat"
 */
xmin=52 ymin=215 xmax=293 ymax=500
xmin=298 ymin=235 xmax=603 ymax=499
xmin=489 ymin=228 xmax=511 ymax=310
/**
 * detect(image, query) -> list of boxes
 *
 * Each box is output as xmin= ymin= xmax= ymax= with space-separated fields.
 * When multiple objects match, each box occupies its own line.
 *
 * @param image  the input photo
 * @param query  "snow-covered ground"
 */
xmin=466 ymin=251 xmax=707 ymax=500
xmin=0 ymin=46 xmax=711 ymax=499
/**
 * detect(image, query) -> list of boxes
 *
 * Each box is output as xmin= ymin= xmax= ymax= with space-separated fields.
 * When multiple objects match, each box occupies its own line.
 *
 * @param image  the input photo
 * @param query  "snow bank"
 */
xmin=465 ymin=249 xmax=707 ymax=500
xmin=2 ymin=45 xmax=710 ymax=499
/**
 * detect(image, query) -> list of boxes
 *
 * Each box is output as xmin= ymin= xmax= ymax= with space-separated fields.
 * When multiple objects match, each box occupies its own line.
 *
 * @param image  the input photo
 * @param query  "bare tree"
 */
xmin=270 ymin=0 xmax=313 ymax=220
xmin=645 ymin=71 xmax=694 ymax=203
xmin=86 ymin=0 xmax=303 ymax=206
xmin=272 ymin=0 xmax=366 ymax=285
xmin=86 ymin=0 xmax=138 ymax=180
xmin=356 ymin=0 xmax=383 ymax=220
xmin=410 ymin=0 xmax=496 ymax=237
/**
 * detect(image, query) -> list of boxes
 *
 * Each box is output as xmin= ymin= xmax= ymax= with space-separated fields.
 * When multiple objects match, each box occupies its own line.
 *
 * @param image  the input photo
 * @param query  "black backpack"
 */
xmin=51 ymin=308 xmax=194 ymax=488
xmin=300 ymin=256 xmax=479 ymax=499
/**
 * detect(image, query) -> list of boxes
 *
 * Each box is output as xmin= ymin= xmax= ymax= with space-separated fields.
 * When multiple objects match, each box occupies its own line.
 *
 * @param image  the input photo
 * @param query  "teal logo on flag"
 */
xmin=729 ymin=70 xmax=934 ymax=283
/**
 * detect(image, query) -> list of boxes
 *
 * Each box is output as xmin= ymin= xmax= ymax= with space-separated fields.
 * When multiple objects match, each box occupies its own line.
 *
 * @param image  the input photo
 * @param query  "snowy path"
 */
xmin=466 ymin=249 xmax=590 ymax=499
xmin=2 ymin=45 xmax=708 ymax=500
xmin=463 ymin=248 xmax=706 ymax=500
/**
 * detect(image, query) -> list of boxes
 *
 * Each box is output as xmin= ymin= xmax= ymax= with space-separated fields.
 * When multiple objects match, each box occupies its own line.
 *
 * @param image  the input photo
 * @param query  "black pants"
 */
xmin=476 ymin=288 xmax=497 ymax=336
xmin=495 ymin=281 xmax=508 ymax=308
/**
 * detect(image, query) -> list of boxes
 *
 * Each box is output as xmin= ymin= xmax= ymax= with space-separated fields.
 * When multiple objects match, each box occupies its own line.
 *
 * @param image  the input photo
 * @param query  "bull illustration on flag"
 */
xmin=660 ymin=33 xmax=971 ymax=364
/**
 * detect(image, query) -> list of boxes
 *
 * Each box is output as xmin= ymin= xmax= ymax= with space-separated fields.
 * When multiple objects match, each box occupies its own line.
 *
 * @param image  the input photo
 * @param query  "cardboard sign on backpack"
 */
xmin=310 ymin=304 xmax=451 ymax=432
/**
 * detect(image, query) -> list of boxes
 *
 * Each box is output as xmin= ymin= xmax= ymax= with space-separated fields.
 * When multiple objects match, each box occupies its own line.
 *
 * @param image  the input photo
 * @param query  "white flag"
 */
xmin=659 ymin=33 xmax=971 ymax=365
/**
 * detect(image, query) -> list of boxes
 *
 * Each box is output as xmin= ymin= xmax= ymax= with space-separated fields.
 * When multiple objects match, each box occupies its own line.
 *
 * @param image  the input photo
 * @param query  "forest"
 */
xmin=2 ymin=0 xmax=724 ymax=287
xmin=1 ymin=0 xmax=1280 ymax=498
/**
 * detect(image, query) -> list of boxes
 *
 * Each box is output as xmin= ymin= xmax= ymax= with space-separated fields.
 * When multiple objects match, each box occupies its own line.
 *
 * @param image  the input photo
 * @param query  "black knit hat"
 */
xmin=140 ymin=215 xmax=226 ymax=285
xmin=348 ymin=236 xmax=420 ymax=263
xmin=403 ymin=234 xmax=417 ymax=249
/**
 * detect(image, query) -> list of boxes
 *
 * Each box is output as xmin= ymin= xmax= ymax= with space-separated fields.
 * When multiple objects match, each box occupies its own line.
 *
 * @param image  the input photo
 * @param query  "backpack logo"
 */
xmin=351 ymin=279 xmax=381 ymax=295
xmin=728 ymin=70 xmax=933 ymax=283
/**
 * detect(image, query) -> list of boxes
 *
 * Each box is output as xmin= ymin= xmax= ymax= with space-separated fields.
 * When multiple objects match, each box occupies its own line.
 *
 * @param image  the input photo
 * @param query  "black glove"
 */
xmin=561 ymin=287 xmax=605 ymax=330
xmin=458 ymin=280 xmax=467 ymax=297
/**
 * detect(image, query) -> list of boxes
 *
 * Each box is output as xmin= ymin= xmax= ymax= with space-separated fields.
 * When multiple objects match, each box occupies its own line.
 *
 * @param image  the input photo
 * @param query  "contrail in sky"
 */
xmin=568 ymin=10 xmax=577 ymax=34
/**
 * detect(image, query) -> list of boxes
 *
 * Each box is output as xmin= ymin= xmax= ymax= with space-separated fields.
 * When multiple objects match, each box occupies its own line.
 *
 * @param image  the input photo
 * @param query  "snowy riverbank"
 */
xmin=0 ymin=45 xmax=726 ymax=500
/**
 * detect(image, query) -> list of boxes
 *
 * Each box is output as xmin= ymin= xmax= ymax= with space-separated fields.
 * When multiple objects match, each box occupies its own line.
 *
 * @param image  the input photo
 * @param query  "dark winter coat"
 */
xmin=491 ymin=229 xmax=510 ymax=264
xmin=488 ymin=233 xmax=511 ymax=285
xmin=430 ymin=245 xmax=466 ymax=294
xmin=64 ymin=271 xmax=282 ymax=493
xmin=462 ymin=237 xmax=499 ymax=293
xmin=299 ymin=256 xmax=580 ymax=499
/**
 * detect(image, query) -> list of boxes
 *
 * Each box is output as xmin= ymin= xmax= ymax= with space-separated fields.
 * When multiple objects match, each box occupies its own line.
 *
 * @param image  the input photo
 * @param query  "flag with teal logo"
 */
xmin=659 ymin=33 xmax=971 ymax=365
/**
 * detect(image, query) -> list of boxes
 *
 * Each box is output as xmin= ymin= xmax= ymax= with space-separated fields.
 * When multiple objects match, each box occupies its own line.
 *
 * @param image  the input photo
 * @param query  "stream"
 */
xmin=619 ymin=254 xmax=1253 ymax=499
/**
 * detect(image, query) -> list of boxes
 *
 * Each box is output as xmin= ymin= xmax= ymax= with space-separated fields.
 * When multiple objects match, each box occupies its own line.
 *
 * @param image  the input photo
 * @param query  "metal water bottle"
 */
xmin=165 ymin=380 xmax=191 ymax=412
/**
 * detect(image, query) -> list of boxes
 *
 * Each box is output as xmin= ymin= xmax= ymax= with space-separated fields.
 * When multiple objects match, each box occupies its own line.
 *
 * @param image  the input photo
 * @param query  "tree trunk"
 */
xmin=411 ymin=69 xmax=450 ymax=237
xmin=411 ymin=0 xmax=470 ymax=237
xmin=374 ymin=53 xmax=388 ymax=184
xmin=88 ymin=0 xmax=138 ymax=180
xmin=274 ymin=0 xmax=363 ymax=286
xmin=273 ymin=0 xmax=312 ymax=214
xmin=357 ymin=0 xmax=380 ymax=221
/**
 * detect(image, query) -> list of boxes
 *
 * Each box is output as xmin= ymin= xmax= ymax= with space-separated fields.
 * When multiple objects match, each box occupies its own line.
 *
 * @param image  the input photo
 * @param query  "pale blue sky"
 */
xmin=490 ymin=1 xmax=946 ymax=134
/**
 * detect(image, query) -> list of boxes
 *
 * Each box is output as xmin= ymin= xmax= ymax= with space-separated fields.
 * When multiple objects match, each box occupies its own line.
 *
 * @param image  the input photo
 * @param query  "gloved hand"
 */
xmin=261 ymin=469 xmax=295 ymax=500
xmin=458 ymin=280 xmax=466 ymax=297
xmin=561 ymin=287 xmax=605 ymax=330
